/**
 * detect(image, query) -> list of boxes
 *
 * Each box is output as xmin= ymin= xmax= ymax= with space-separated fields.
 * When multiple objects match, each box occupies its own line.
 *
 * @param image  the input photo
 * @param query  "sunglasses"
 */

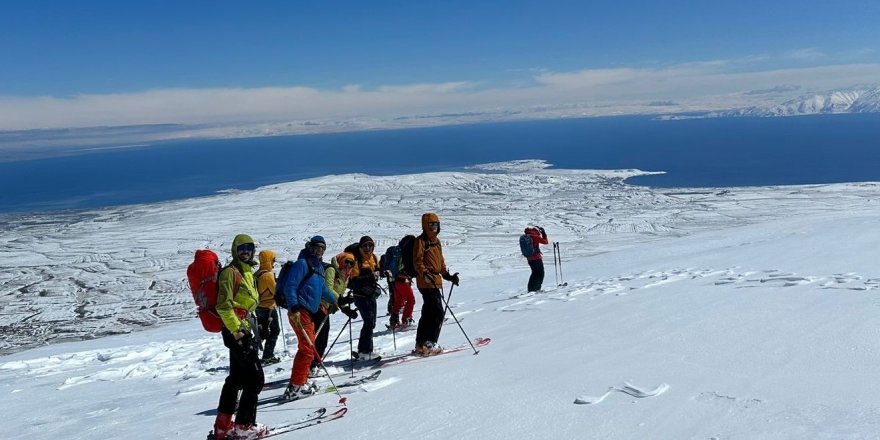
xmin=361 ymin=243 xmax=374 ymax=249
xmin=236 ymin=243 xmax=255 ymax=253
xmin=312 ymin=243 xmax=326 ymax=250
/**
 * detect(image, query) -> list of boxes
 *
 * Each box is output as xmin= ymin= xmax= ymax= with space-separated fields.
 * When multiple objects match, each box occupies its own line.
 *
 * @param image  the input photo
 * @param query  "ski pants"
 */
xmin=528 ymin=258 xmax=545 ymax=292
xmin=415 ymin=287 xmax=444 ymax=347
xmin=255 ymin=307 xmax=280 ymax=360
xmin=218 ymin=327 xmax=265 ymax=426
xmin=310 ymin=308 xmax=330 ymax=368
xmin=392 ymin=280 xmax=416 ymax=322
xmin=353 ymin=295 xmax=377 ymax=355
xmin=288 ymin=311 xmax=316 ymax=387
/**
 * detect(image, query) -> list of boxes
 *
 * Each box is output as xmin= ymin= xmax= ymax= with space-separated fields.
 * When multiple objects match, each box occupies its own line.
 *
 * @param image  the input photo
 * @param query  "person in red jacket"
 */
xmin=525 ymin=226 xmax=549 ymax=292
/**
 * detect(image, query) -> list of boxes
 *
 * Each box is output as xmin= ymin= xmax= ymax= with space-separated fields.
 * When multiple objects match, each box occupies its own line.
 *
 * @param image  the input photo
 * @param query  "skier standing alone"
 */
xmin=524 ymin=226 xmax=548 ymax=292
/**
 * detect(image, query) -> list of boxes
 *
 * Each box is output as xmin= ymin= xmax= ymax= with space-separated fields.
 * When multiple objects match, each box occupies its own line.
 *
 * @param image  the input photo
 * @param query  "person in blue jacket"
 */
xmin=280 ymin=236 xmax=338 ymax=401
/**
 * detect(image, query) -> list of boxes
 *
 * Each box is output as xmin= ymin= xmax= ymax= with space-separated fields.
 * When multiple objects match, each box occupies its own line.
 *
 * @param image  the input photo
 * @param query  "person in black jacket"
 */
xmin=349 ymin=236 xmax=382 ymax=360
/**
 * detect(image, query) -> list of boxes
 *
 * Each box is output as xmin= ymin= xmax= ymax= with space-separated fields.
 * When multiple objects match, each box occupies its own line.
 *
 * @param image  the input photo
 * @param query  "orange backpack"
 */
xmin=186 ymin=250 xmax=241 ymax=332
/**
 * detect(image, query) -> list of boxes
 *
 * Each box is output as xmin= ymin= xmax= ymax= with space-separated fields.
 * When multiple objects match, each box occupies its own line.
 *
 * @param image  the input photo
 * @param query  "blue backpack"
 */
xmin=380 ymin=245 xmax=403 ymax=278
xmin=519 ymin=234 xmax=537 ymax=258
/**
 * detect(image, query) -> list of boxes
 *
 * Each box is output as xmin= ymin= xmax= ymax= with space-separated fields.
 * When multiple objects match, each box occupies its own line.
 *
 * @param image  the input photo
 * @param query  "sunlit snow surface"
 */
xmin=2 ymin=160 xmax=880 ymax=439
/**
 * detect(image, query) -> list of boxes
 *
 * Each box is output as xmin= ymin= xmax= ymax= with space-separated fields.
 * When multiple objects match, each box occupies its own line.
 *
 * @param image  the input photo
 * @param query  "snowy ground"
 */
xmin=2 ymin=160 xmax=880 ymax=439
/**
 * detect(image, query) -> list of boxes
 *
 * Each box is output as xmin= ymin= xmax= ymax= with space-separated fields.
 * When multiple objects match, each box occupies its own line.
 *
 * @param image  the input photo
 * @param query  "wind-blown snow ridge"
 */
xmin=574 ymin=382 xmax=671 ymax=404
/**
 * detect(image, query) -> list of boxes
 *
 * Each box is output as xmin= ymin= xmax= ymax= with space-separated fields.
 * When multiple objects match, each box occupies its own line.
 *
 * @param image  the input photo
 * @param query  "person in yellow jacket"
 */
xmin=255 ymin=250 xmax=281 ymax=365
xmin=210 ymin=234 xmax=267 ymax=440
xmin=413 ymin=213 xmax=459 ymax=356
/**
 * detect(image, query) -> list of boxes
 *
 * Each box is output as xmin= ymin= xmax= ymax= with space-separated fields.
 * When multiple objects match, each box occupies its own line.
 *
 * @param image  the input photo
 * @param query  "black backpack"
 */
xmin=398 ymin=235 xmax=418 ymax=277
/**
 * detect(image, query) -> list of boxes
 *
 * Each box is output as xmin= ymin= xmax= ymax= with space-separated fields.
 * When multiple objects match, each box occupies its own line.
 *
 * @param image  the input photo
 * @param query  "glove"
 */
xmin=443 ymin=272 xmax=460 ymax=286
xmin=289 ymin=309 xmax=302 ymax=326
xmin=341 ymin=307 xmax=358 ymax=320
xmin=237 ymin=332 xmax=258 ymax=356
xmin=538 ymin=227 xmax=546 ymax=238
xmin=337 ymin=295 xmax=355 ymax=307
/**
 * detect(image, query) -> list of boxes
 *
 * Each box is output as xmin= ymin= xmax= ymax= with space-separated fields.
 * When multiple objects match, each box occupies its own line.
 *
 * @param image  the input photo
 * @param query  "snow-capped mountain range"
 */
xmin=715 ymin=87 xmax=880 ymax=117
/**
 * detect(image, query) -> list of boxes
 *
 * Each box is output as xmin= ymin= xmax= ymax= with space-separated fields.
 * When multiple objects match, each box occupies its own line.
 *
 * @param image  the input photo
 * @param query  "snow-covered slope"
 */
xmin=2 ymin=161 xmax=880 ymax=439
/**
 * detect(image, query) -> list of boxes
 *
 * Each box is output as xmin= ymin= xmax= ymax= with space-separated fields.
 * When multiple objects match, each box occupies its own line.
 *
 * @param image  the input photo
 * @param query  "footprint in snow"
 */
xmin=574 ymin=382 xmax=670 ymax=405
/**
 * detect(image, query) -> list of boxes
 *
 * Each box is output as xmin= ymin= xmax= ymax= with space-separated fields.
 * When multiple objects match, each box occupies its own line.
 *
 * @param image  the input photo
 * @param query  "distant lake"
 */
xmin=2 ymin=114 xmax=879 ymax=214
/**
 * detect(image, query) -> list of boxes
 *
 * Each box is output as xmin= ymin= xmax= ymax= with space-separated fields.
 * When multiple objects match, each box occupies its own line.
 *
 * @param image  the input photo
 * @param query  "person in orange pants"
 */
xmin=277 ymin=236 xmax=338 ymax=401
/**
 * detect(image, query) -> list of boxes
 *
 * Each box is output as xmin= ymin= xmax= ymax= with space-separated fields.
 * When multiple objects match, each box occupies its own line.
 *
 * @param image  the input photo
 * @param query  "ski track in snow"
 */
xmin=491 ymin=266 xmax=880 ymax=312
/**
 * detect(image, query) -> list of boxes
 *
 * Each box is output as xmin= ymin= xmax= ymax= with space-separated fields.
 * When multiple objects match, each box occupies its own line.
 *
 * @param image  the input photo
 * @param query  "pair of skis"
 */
xmin=259 ymin=370 xmax=383 ymax=407
xmin=368 ymin=337 xmax=491 ymax=369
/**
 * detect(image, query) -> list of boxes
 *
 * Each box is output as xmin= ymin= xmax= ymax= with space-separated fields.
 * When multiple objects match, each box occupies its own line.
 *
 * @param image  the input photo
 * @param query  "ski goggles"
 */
xmin=236 ymin=243 xmax=255 ymax=253
xmin=343 ymin=259 xmax=355 ymax=268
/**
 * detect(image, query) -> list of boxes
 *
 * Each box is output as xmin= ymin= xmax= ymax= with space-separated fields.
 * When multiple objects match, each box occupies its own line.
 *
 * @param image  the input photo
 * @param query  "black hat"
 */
xmin=359 ymin=236 xmax=374 ymax=246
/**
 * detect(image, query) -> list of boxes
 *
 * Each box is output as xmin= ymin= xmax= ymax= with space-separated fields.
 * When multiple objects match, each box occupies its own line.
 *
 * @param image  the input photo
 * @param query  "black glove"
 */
xmin=337 ymin=295 xmax=354 ymax=307
xmin=288 ymin=304 xmax=301 ymax=314
xmin=341 ymin=307 xmax=358 ymax=320
xmin=538 ymin=227 xmax=546 ymax=238
xmin=443 ymin=272 xmax=460 ymax=286
xmin=237 ymin=332 xmax=258 ymax=356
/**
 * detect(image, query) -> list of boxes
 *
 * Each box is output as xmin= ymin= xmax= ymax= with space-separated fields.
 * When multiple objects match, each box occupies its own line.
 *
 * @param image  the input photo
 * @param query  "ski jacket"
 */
xmin=216 ymin=234 xmax=259 ymax=334
xmin=281 ymin=252 xmax=337 ymax=314
xmin=322 ymin=253 xmax=353 ymax=311
xmin=256 ymin=250 xmax=277 ymax=309
xmin=350 ymin=249 xmax=381 ymax=299
xmin=525 ymin=228 xmax=548 ymax=261
xmin=414 ymin=212 xmax=450 ymax=289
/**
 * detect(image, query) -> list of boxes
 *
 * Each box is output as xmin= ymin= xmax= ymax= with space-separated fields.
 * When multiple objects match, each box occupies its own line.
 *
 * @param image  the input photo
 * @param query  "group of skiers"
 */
xmin=206 ymin=212 xmax=461 ymax=440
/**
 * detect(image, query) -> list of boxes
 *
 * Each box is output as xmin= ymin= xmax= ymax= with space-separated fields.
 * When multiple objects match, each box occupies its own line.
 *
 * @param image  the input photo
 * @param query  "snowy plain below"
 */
xmin=2 ymin=159 xmax=880 ymax=439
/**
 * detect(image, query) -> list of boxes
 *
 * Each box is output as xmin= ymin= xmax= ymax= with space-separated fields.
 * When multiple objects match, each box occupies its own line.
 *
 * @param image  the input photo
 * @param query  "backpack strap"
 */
xmin=221 ymin=264 xmax=243 ymax=295
xmin=295 ymin=258 xmax=320 ymax=295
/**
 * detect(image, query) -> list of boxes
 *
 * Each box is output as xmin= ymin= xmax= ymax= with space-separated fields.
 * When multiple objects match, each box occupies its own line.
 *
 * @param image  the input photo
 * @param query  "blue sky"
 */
xmin=0 ymin=1 xmax=878 ymax=129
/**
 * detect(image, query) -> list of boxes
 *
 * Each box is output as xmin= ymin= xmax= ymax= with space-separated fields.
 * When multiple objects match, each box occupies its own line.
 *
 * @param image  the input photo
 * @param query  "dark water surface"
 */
xmin=2 ymin=114 xmax=878 ymax=214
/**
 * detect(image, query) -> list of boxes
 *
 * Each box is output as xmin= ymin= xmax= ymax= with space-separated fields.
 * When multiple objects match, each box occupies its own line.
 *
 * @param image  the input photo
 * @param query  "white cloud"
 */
xmin=786 ymin=48 xmax=827 ymax=60
xmin=1 ymin=58 xmax=879 ymax=131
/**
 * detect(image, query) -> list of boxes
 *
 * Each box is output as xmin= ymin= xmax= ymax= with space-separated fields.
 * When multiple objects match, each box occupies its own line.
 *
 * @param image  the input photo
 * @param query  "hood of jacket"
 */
xmin=231 ymin=234 xmax=255 ymax=265
xmin=421 ymin=212 xmax=440 ymax=239
xmin=258 ymin=250 xmax=276 ymax=272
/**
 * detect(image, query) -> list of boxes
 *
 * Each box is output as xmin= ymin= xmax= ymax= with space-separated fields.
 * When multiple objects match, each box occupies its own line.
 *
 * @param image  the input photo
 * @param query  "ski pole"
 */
xmin=276 ymin=307 xmax=289 ymax=356
xmin=437 ymin=287 xmax=480 ymax=355
xmin=291 ymin=315 xmax=347 ymax=405
xmin=324 ymin=316 xmax=351 ymax=360
xmin=557 ymin=242 xmax=565 ymax=286
xmin=349 ymin=312 xmax=355 ymax=378
xmin=552 ymin=242 xmax=559 ymax=287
